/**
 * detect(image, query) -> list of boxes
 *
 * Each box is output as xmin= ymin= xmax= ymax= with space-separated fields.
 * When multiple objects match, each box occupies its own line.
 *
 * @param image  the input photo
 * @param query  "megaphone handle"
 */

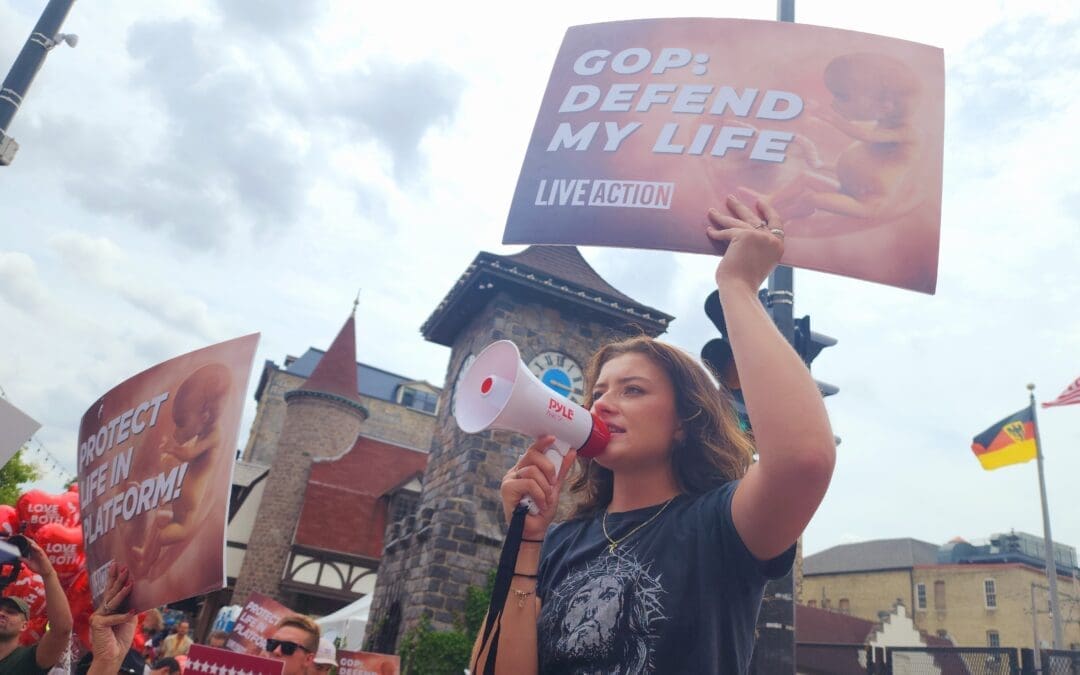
xmin=518 ymin=439 xmax=571 ymax=516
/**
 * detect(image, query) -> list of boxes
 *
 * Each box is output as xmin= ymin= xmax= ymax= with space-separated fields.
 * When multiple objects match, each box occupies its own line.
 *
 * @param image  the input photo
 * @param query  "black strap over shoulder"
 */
xmin=474 ymin=504 xmax=529 ymax=675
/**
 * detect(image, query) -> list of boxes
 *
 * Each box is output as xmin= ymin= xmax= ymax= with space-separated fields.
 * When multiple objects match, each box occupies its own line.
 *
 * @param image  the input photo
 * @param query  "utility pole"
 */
xmin=750 ymin=3 xmax=798 ymax=673
xmin=0 ymin=0 xmax=79 ymax=166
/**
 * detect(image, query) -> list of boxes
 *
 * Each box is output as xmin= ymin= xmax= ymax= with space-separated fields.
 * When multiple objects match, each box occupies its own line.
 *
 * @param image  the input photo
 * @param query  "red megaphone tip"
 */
xmin=578 ymin=413 xmax=610 ymax=458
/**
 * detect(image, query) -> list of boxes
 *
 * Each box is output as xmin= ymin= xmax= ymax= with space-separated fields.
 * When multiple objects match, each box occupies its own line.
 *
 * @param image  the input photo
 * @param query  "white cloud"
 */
xmin=0 ymin=252 xmax=49 ymax=314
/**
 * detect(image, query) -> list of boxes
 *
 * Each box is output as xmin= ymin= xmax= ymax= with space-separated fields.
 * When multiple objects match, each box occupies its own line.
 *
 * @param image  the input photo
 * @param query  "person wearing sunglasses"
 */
xmin=0 ymin=536 xmax=73 ymax=675
xmin=264 ymin=615 xmax=319 ymax=675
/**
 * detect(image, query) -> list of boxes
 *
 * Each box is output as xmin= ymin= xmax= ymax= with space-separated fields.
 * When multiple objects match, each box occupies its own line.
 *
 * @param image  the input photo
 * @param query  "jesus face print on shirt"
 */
xmin=539 ymin=548 xmax=667 ymax=674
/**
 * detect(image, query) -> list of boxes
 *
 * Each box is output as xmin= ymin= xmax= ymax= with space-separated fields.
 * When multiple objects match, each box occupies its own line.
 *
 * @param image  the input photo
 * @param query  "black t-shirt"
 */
xmin=536 ymin=481 xmax=795 ymax=674
xmin=0 ymin=644 xmax=48 ymax=675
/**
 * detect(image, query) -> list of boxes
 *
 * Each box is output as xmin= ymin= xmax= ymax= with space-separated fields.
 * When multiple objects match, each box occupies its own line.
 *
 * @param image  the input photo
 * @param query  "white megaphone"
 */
xmin=455 ymin=340 xmax=609 ymax=515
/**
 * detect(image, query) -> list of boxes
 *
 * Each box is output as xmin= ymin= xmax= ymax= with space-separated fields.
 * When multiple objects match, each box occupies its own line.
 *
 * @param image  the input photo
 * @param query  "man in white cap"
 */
xmin=313 ymin=638 xmax=337 ymax=674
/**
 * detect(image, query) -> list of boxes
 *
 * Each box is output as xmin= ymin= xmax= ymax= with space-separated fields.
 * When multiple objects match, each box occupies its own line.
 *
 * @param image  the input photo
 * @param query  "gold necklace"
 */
xmin=602 ymin=497 xmax=675 ymax=554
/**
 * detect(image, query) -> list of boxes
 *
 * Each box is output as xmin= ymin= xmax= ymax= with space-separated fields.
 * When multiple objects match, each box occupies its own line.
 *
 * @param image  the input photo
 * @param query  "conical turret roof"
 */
xmin=298 ymin=313 xmax=363 ymax=405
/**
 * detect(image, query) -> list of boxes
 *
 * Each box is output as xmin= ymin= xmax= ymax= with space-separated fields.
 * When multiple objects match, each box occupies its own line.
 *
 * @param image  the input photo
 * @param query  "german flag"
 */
xmin=971 ymin=406 xmax=1037 ymax=470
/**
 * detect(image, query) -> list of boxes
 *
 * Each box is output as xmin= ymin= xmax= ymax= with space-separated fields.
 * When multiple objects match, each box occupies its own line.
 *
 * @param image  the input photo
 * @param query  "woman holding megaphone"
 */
xmin=470 ymin=195 xmax=836 ymax=675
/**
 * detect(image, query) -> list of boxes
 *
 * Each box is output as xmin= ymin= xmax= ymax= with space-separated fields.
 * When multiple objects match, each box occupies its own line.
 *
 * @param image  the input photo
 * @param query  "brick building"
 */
xmin=801 ymin=533 xmax=1080 ymax=650
xmin=224 ymin=310 xmax=436 ymax=616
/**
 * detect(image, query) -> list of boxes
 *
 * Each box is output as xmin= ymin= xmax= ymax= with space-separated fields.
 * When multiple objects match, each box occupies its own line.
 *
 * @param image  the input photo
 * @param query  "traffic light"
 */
xmin=793 ymin=315 xmax=839 ymax=397
xmin=702 ymin=290 xmax=751 ymax=431
xmin=701 ymin=291 xmax=839 ymax=434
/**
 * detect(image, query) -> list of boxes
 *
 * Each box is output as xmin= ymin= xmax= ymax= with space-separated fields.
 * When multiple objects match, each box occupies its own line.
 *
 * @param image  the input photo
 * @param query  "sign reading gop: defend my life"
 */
xmin=504 ymin=18 xmax=944 ymax=294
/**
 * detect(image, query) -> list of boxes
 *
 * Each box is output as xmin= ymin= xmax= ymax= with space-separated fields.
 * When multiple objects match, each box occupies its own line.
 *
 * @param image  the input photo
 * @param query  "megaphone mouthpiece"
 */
xmin=455 ymin=340 xmax=611 ymax=514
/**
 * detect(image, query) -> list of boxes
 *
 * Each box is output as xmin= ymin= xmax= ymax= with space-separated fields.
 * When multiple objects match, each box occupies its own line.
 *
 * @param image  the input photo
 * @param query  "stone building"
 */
xmin=801 ymin=533 xmax=1080 ymax=649
xmin=364 ymin=245 xmax=672 ymax=650
xmin=225 ymin=311 xmax=436 ymax=615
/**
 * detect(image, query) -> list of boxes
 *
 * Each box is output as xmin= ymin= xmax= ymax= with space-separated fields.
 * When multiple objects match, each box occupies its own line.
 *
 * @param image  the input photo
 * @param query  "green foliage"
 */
xmin=464 ymin=568 xmax=496 ymax=642
xmin=393 ymin=569 xmax=496 ymax=674
xmin=398 ymin=614 xmax=472 ymax=675
xmin=0 ymin=449 xmax=40 ymax=506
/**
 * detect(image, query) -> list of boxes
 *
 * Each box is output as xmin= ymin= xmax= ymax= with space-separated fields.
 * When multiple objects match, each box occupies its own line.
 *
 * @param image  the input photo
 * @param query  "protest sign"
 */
xmin=225 ymin=592 xmax=293 ymax=655
xmin=337 ymin=649 xmax=400 ymax=675
xmin=187 ymin=644 xmax=284 ymax=675
xmin=0 ymin=397 xmax=40 ymax=468
xmin=504 ymin=18 xmax=944 ymax=293
xmin=77 ymin=334 xmax=259 ymax=612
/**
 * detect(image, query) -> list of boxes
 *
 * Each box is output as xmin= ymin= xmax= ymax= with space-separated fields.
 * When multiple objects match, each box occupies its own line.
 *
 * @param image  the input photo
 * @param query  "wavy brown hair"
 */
xmin=566 ymin=335 xmax=754 ymax=519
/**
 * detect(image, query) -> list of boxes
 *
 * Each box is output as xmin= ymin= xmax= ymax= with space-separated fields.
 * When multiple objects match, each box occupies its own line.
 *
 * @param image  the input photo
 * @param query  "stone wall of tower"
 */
xmin=242 ymin=369 xmax=304 ymax=464
xmin=232 ymin=394 xmax=366 ymax=603
xmin=367 ymin=290 xmax=637 ymax=645
xmin=243 ymin=370 xmax=436 ymax=464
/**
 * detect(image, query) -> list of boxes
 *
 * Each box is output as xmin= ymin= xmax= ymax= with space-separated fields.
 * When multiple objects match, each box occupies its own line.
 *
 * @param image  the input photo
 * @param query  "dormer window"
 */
xmin=400 ymin=386 xmax=438 ymax=414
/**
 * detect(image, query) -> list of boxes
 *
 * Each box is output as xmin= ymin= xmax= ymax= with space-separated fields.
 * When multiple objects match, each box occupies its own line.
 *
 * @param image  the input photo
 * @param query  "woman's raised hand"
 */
xmin=706 ymin=195 xmax=786 ymax=296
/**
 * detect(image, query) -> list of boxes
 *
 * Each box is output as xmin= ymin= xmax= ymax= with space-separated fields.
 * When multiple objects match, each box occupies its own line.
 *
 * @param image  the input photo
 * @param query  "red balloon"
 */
xmin=60 ymin=490 xmax=80 ymax=526
xmin=16 ymin=490 xmax=71 ymax=536
xmin=3 ymin=566 xmax=46 ymax=619
xmin=0 ymin=505 xmax=17 ymax=537
xmin=73 ymin=611 xmax=91 ymax=650
xmin=32 ymin=523 xmax=85 ymax=585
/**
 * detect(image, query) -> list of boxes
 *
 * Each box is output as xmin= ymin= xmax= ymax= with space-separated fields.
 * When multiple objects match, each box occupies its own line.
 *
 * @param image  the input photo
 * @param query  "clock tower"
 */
xmin=366 ymin=245 xmax=673 ymax=648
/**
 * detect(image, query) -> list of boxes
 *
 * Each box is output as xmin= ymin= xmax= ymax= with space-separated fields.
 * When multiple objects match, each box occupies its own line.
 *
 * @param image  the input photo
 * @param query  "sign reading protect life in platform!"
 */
xmin=504 ymin=18 xmax=944 ymax=294
xmin=77 ymin=334 xmax=259 ymax=613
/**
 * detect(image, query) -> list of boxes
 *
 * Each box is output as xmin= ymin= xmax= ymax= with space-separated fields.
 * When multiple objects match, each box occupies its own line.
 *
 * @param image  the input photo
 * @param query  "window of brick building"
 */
xmin=389 ymin=491 xmax=420 ymax=524
xmin=400 ymin=386 xmax=438 ymax=414
xmin=916 ymin=583 xmax=927 ymax=610
xmin=934 ymin=580 xmax=946 ymax=610
xmin=984 ymin=579 xmax=997 ymax=608
xmin=838 ymin=598 xmax=850 ymax=615
xmin=987 ymin=630 xmax=1000 ymax=648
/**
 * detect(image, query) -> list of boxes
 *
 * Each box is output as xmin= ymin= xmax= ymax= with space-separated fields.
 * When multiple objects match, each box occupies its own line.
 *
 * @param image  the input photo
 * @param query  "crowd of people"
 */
xmin=0 ymin=558 xmax=340 ymax=675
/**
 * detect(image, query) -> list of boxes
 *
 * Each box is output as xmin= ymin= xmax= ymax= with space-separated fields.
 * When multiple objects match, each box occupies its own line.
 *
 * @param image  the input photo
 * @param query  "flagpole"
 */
xmin=1028 ymin=383 xmax=1064 ymax=649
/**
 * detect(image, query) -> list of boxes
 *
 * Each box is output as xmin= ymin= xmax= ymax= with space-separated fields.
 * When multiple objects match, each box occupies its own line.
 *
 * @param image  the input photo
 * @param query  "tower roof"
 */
xmin=422 ymin=245 xmax=674 ymax=346
xmin=298 ymin=313 xmax=364 ymax=405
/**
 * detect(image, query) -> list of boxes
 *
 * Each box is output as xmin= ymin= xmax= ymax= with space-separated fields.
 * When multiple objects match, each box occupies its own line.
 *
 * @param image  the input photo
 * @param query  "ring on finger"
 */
xmin=770 ymin=228 xmax=785 ymax=239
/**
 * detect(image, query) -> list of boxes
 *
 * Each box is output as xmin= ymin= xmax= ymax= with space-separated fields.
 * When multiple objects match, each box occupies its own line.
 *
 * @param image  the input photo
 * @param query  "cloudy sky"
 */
xmin=2 ymin=0 xmax=1078 ymax=559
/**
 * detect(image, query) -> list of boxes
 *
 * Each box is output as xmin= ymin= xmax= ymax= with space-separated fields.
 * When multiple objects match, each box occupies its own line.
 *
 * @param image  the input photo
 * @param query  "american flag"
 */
xmin=1043 ymin=376 xmax=1080 ymax=408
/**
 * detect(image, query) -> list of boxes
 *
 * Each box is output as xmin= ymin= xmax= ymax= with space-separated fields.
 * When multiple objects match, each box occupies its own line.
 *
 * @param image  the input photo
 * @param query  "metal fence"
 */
xmin=1041 ymin=649 xmax=1080 ymax=675
xmin=886 ymin=646 xmax=1019 ymax=675
xmin=796 ymin=643 xmax=1080 ymax=675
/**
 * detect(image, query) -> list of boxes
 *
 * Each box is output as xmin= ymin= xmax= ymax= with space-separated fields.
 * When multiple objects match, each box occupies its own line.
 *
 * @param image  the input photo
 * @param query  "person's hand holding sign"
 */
xmin=87 ymin=563 xmax=136 ymax=675
xmin=706 ymin=195 xmax=786 ymax=295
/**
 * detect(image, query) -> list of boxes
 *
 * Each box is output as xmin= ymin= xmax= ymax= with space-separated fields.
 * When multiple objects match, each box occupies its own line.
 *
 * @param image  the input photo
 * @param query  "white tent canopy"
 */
xmin=316 ymin=594 xmax=372 ymax=650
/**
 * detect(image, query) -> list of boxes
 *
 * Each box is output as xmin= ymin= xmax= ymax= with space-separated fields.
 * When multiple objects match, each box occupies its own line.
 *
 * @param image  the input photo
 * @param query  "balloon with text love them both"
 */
xmin=34 ymin=522 xmax=85 ymax=586
xmin=2 ymin=564 xmax=46 ymax=618
xmin=454 ymin=340 xmax=609 ymax=514
xmin=16 ymin=489 xmax=79 ymax=536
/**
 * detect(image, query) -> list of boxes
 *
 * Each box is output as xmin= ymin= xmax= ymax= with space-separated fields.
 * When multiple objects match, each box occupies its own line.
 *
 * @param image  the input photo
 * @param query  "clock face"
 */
xmin=527 ymin=351 xmax=585 ymax=404
xmin=451 ymin=353 xmax=476 ymax=418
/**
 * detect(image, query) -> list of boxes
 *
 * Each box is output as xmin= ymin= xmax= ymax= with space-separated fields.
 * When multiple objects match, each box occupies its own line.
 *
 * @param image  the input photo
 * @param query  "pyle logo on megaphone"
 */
xmin=456 ymin=341 xmax=609 ymax=514
xmin=547 ymin=399 xmax=574 ymax=422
